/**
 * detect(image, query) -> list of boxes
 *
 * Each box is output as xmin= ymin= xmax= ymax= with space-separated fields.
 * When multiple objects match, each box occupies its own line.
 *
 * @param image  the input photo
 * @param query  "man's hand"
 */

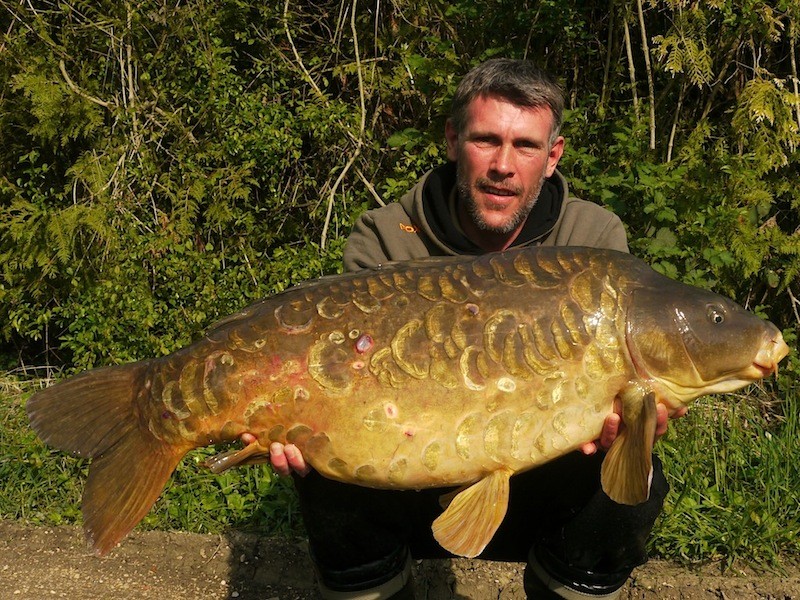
xmin=579 ymin=403 xmax=688 ymax=455
xmin=240 ymin=433 xmax=311 ymax=477
xmin=242 ymin=402 xmax=690 ymax=470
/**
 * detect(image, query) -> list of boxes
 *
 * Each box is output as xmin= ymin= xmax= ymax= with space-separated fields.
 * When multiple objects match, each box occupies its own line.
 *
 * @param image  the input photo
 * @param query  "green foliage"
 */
xmin=0 ymin=384 xmax=302 ymax=536
xmin=0 ymin=0 xmax=360 ymax=365
xmin=149 ymin=446 xmax=301 ymax=536
xmin=733 ymin=77 xmax=800 ymax=173
xmin=0 ymin=383 xmax=84 ymax=525
xmin=2 ymin=0 xmax=800 ymax=565
xmin=2 ymin=0 xmax=797 ymax=367
xmin=652 ymin=5 xmax=714 ymax=86
xmin=653 ymin=382 xmax=800 ymax=565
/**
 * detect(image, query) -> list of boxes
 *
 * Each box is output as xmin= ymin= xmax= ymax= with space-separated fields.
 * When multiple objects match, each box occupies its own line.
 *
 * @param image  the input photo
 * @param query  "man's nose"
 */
xmin=490 ymin=144 xmax=514 ymax=176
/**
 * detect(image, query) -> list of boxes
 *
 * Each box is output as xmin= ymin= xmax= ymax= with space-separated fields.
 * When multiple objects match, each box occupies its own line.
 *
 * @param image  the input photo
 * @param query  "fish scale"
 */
xmin=151 ymin=251 xmax=625 ymax=477
xmin=26 ymin=246 xmax=789 ymax=559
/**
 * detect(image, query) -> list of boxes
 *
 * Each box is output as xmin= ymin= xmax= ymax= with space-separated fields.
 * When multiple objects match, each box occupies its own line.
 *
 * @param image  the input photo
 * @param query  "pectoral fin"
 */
xmin=204 ymin=441 xmax=271 ymax=473
xmin=437 ymin=485 xmax=469 ymax=510
xmin=600 ymin=388 xmax=657 ymax=505
xmin=431 ymin=468 xmax=513 ymax=558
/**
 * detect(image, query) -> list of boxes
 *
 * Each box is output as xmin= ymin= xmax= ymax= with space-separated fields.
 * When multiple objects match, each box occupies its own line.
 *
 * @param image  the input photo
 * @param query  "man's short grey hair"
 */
xmin=449 ymin=58 xmax=564 ymax=146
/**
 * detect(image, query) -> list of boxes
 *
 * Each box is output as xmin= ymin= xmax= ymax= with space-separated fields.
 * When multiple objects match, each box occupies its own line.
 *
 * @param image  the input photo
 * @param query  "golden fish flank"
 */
xmin=26 ymin=246 xmax=790 ymax=560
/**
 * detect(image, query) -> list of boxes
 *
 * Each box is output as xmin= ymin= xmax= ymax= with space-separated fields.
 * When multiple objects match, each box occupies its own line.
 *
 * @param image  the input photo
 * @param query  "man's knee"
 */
xmin=522 ymin=455 xmax=668 ymax=599
xmin=314 ymin=545 xmax=414 ymax=600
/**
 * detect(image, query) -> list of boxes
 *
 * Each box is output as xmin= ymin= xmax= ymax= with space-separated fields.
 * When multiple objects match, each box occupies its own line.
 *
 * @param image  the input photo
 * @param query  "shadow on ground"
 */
xmin=222 ymin=530 xmax=509 ymax=599
xmin=3 ymin=521 xmax=800 ymax=599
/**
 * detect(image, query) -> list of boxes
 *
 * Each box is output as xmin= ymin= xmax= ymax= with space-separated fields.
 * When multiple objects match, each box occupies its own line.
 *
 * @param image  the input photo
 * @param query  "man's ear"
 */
xmin=546 ymin=136 xmax=565 ymax=177
xmin=445 ymin=119 xmax=459 ymax=162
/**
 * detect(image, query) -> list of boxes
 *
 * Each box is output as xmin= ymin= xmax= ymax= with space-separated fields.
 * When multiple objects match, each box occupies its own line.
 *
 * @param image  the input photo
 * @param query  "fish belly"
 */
xmin=144 ymin=248 xmax=635 ymax=490
xmin=294 ymin=389 xmax=618 ymax=489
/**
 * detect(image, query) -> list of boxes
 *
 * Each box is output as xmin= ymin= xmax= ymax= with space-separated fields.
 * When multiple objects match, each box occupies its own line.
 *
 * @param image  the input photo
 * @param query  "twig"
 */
xmin=521 ymin=4 xmax=543 ymax=60
xmin=202 ymin=535 xmax=226 ymax=565
xmin=356 ymin=168 xmax=385 ymax=207
xmin=321 ymin=147 xmax=361 ymax=249
xmin=600 ymin=0 xmax=616 ymax=111
xmin=352 ymin=0 xmax=366 ymax=142
xmin=786 ymin=284 xmax=800 ymax=326
xmin=239 ymin=240 xmax=259 ymax=287
xmin=790 ymin=19 xmax=800 ymax=129
xmin=623 ymin=9 xmax=639 ymax=113
xmin=667 ymin=82 xmax=686 ymax=162
xmin=636 ymin=0 xmax=656 ymax=149
xmin=283 ymin=0 xmax=326 ymax=101
xmin=321 ymin=0 xmax=367 ymax=249
xmin=58 ymin=60 xmax=113 ymax=109
xmin=0 ymin=0 xmax=24 ymax=55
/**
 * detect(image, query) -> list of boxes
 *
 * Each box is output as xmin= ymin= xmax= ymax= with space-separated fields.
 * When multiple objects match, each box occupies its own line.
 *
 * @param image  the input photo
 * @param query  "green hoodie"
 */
xmin=343 ymin=162 xmax=628 ymax=272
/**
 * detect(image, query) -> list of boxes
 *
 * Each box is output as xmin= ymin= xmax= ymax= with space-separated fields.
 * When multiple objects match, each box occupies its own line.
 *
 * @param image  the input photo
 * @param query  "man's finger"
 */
xmin=654 ymin=403 xmax=669 ymax=439
xmin=671 ymin=406 xmax=689 ymax=419
xmin=579 ymin=412 xmax=622 ymax=455
xmin=284 ymin=444 xmax=311 ymax=477
xmin=269 ymin=442 xmax=292 ymax=477
xmin=598 ymin=412 xmax=621 ymax=451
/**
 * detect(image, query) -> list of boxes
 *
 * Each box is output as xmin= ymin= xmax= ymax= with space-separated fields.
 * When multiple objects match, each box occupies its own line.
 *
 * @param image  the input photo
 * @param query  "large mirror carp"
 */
xmin=27 ymin=246 xmax=789 ymax=558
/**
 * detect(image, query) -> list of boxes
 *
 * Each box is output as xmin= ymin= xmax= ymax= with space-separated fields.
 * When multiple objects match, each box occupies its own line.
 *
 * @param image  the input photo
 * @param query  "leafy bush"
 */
xmin=2 ymin=0 xmax=799 ymax=565
xmin=2 ymin=0 xmax=798 ymax=368
xmin=0 ymin=383 xmax=301 ymax=535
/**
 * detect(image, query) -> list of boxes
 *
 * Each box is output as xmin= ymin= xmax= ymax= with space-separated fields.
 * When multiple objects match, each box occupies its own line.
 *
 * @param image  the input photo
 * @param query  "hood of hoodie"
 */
xmin=400 ymin=162 xmax=566 ymax=256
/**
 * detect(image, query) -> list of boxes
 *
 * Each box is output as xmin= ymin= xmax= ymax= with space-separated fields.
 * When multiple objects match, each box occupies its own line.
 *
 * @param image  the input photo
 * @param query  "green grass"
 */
xmin=0 ymin=375 xmax=302 ymax=537
xmin=3 ymin=373 xmax=799 ymax=567
xmin=0 ymin=376 xmax=84 ymax=526
xmin=652 ymin=380 xmax=800 ymax=567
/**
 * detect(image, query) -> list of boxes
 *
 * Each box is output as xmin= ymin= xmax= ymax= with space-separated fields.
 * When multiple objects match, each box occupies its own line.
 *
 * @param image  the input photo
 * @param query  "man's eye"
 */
xmin=516 ymin=142 xmax=539 ymax=151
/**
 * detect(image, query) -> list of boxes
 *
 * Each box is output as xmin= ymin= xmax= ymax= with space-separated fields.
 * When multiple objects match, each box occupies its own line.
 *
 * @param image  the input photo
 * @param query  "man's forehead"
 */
xmin=467 ymin=93 xmax=551 ymax=112
xmin=463 ymin=95 xmax=554 ymax=131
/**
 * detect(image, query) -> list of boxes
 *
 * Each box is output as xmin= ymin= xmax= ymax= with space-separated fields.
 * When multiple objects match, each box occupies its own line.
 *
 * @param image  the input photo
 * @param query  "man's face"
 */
xmin=446 ymin=95 xmax=564 ymax=240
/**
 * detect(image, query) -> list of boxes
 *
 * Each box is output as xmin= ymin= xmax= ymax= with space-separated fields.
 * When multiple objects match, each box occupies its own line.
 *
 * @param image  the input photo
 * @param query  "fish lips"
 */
xmin=752 ymin=333 xmax=790 ymax=378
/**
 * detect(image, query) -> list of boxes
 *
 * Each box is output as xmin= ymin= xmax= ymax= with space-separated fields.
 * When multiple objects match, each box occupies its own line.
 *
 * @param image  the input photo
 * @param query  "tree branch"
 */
xmin=321 ymin=0 xmax=367 ymax=249
xmin=667 ymin=81 xmax=686 ymax=162
xmin=58 ymin=60 xmax=113 ymax=109
xmin=623 ymin=10 xmax=639 ymax=113
xmin=636 ymin=0 xmax=656 ymax=149
xmin=790 ymin=18 xmax=800 ymax=129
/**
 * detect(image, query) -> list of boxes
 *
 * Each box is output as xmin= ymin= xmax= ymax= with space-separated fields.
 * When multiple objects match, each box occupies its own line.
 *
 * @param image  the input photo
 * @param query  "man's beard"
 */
xmin=456 ymin=164 xmax=547 ymax=235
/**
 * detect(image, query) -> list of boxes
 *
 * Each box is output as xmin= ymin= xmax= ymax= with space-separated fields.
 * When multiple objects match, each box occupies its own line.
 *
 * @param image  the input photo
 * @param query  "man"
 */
xmin=265 ymin=58 xmax=683 ymax=599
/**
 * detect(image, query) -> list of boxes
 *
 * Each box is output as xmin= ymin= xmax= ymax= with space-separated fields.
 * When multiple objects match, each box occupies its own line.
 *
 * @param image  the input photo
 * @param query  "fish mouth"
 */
xmin=626 ymin=321 xmax=790 ymax=404
xmin=751 ymin=334 xmax=790 ymax=378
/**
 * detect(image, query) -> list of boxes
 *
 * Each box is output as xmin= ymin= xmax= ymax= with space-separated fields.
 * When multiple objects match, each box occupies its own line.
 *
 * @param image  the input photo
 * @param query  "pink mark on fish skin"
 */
xmin=351 ymin=360 xmax=366 ymax=370
xmin=355 ymin=334 xmax=374 ymax=354
xmin=466 ymin=303 xmax=479 ymax=316
xmin=385 ymin=403 xmax=398 ymax=418
xmin=404 ymin=428 xmax=415 ymax=438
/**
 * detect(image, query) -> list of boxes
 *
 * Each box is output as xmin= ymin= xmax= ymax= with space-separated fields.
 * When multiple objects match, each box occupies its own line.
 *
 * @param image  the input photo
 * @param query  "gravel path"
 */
xmin=2 ymin=520 xmax=799 ymax=599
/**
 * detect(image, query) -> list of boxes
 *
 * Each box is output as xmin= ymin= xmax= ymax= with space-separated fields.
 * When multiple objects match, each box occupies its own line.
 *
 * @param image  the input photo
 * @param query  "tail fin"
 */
xmin=26 ymin=363 xmax=186 ymax=555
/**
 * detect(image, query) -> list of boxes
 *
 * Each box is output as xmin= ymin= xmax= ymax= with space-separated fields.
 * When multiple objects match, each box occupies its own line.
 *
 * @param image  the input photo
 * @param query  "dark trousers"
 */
xmin=293 ymin=451 xmax=668 ymax=591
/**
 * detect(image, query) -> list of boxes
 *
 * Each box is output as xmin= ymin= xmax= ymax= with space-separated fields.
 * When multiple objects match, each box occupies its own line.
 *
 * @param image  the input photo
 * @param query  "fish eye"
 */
xmin=707 ymin=305 xmax=725 ymax=324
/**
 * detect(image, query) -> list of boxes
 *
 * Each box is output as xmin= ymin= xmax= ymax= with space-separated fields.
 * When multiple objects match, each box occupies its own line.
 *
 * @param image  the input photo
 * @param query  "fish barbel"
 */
xmin=26 ymin=247 xmax=789 ymax=558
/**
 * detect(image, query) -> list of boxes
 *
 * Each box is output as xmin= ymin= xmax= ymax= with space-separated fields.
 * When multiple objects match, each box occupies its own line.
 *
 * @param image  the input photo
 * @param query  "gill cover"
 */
xmin=625 ymin=278 xmax=780 ymax=401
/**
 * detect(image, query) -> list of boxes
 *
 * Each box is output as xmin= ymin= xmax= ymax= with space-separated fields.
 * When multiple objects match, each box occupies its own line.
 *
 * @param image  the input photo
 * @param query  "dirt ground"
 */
xmin=2 ymin=520 xmax=799 ymax=600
